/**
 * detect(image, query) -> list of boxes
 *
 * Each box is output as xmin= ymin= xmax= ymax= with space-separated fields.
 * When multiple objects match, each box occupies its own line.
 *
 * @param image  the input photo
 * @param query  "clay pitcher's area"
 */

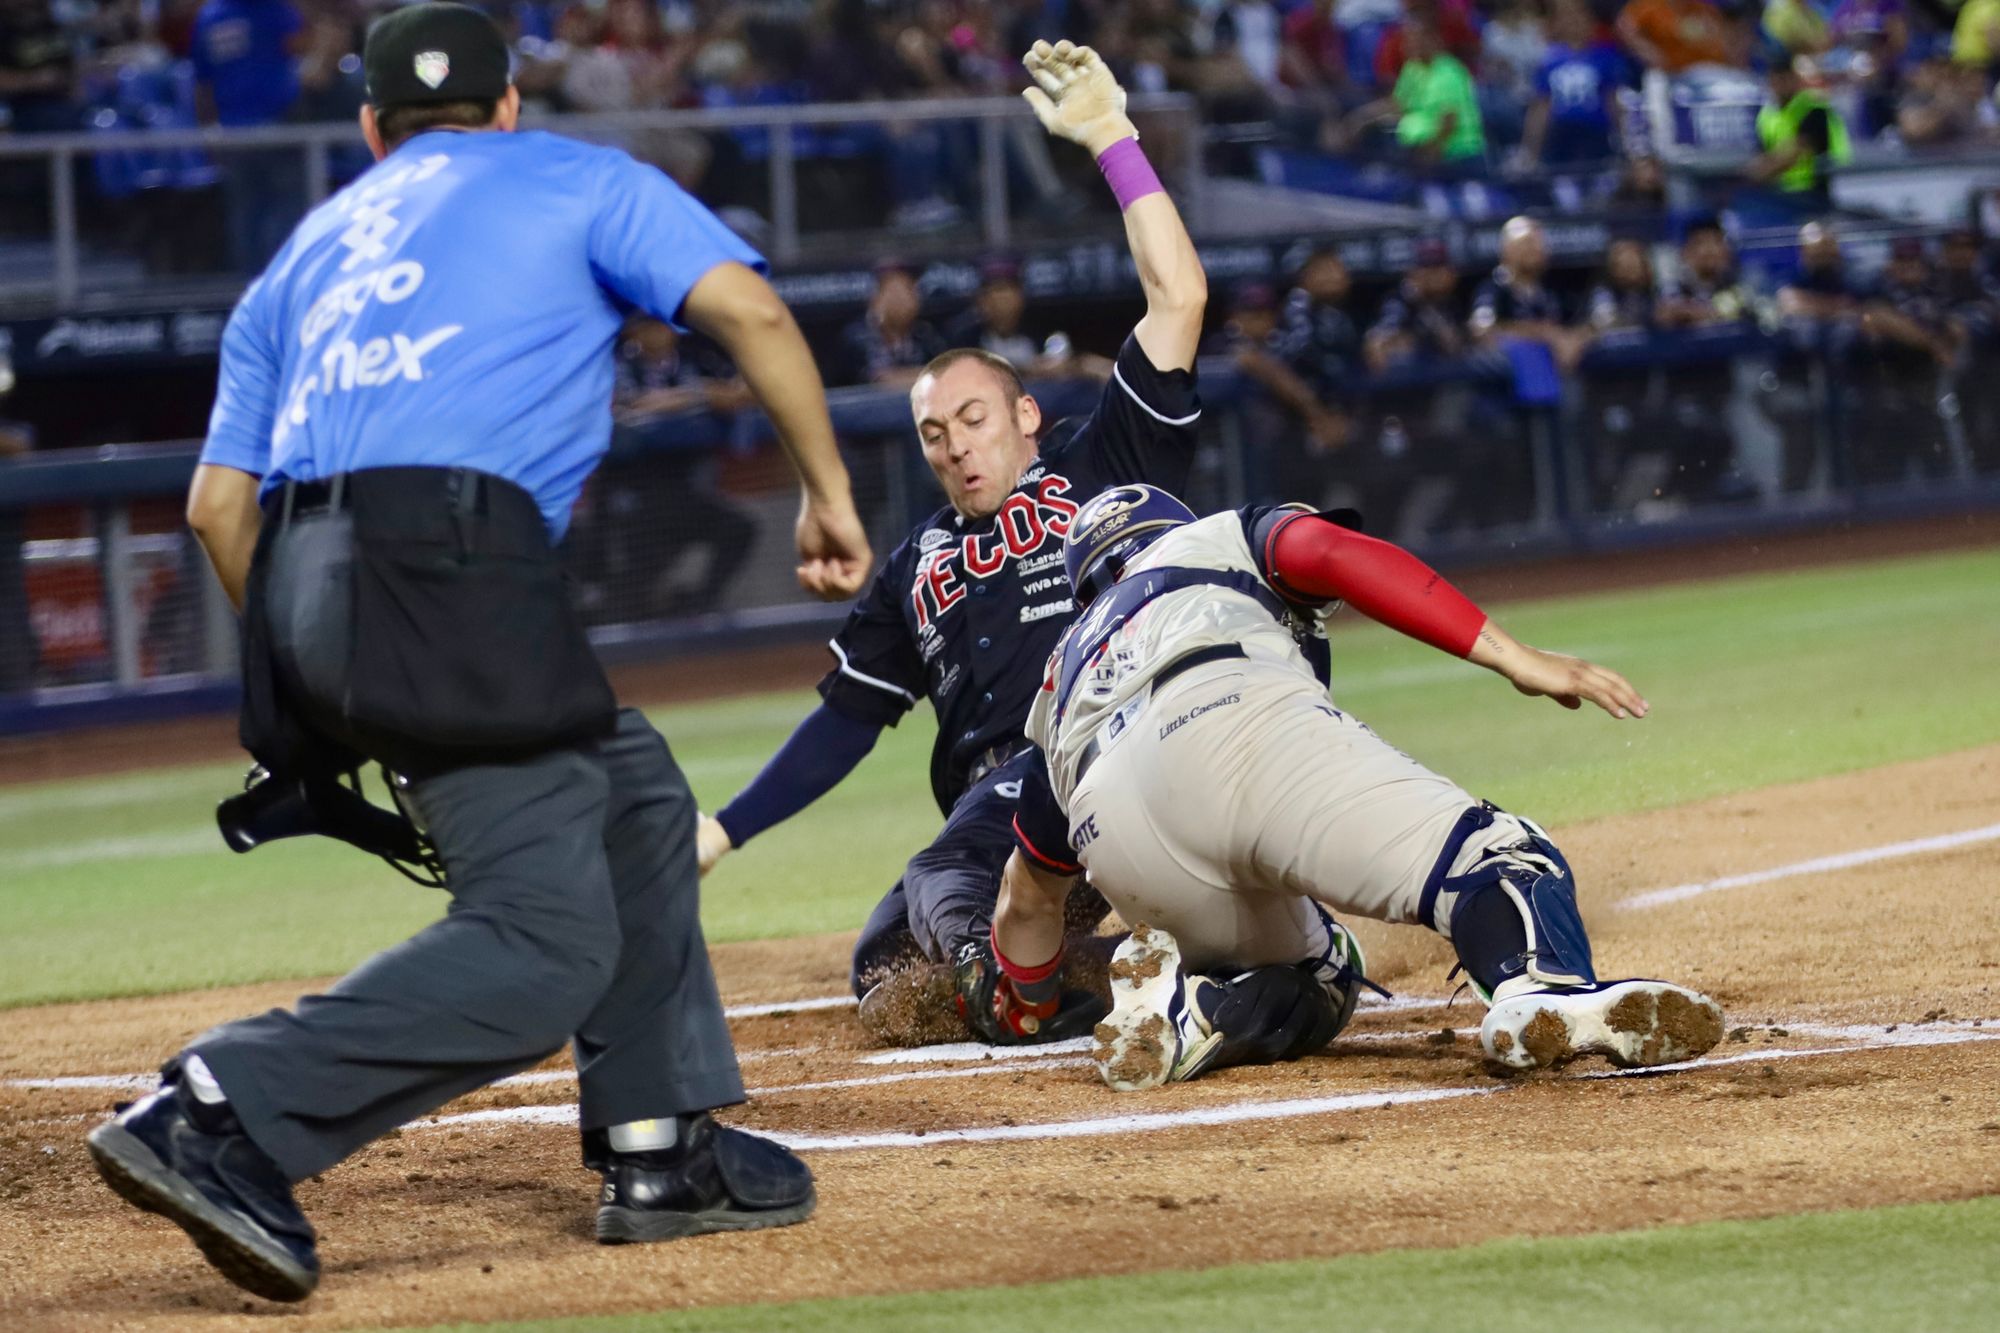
xmin=3 ymin=743 xmax=1998 ymax=1332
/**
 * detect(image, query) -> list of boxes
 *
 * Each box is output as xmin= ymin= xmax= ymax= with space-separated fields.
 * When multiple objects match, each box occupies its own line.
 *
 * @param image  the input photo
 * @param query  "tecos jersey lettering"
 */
xmin=819 ymin=336 xmax=1199 ymax=812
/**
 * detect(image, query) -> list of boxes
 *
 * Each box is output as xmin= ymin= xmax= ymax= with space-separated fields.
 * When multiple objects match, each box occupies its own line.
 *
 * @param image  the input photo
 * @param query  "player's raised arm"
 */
xmin=1258 ymin=510 xmax=1649 ymax=720
xmin=1022 ymin=40 xmax=1206 ymax=372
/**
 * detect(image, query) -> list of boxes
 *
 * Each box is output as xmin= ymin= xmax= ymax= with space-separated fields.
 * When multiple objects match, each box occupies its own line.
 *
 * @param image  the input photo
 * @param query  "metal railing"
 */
xmin=0 ymin=94 xmax=1202 ymax=311
xmin=5 ymin=337 xmax=1998 ymax=732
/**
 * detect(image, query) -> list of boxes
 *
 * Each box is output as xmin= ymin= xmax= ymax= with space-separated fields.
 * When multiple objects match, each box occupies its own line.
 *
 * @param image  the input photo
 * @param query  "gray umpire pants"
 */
xmin=185 ymin=511 xmax=744 ymax=1182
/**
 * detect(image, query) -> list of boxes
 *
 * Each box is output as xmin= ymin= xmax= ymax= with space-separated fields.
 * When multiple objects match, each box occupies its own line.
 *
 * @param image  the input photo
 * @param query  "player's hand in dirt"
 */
xmin=1022 ymin=40 xmax=1138 ymax=156
xmin=1470 ymin=622 xmax=1649 ymax=719
xmin=795 ymin=492 xmax=872 ymax=600
xmin=696 ymin=812 xmax=734 ymax=876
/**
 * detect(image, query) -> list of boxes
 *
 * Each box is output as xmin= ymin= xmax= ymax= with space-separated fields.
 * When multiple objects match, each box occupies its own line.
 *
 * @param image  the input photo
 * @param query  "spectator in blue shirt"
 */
xmin=1521 ymin=0 xmax=1628 ymax=167
xmin=192 ymin=0 xmax=310 ymax=273
xmin=191 ymin=0 xmax=307 ymax=126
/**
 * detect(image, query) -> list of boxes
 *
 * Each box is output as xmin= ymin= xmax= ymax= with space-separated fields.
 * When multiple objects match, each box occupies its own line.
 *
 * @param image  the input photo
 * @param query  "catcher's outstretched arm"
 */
xmin=1022 ymin=39 xmax=1205 ymax=371
xmin=995 ymin=847 xmax=1074 ymax=974
xmin=1267 ymin=513 xmax=1649 ymax=720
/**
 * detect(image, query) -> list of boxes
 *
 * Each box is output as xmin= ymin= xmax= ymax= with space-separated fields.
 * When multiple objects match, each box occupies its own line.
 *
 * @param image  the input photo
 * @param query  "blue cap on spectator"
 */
xmin=1413 ymin=237 xmax=1451 ymax=267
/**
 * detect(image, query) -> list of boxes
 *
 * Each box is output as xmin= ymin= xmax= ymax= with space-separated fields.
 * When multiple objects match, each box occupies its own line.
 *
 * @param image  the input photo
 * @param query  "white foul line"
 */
xmin=408 ymin=1021 xmax=2000 ymax=1149
xmin=764 ymin=1086 xmax=1494 ymax=1152
xmin=1578 ymin=1026 xmax=2000 ymax=1078
xmin=863 ymin=1038 xmax=1093 ymax=1065
xmin=724 ymin=995 xmax=857 ymax=1018
xmin=418 ymin=1058 xmax=1096 ymax=1130
xmin=1619 ymin=821 xmax=2000 ymax=912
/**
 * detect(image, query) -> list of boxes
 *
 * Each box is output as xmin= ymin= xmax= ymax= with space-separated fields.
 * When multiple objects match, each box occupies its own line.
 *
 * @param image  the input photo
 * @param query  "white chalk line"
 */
xmin=407 ymin=1020 xmax=2000 ymax=1149
xmin=2 ymin=1015 xmax=1966 ymax=1097
xmin=1 ymin=1042 xmax=836 ymax=1094
xmin=2 ymin=997 xmax=1449 ymax=1091
xmin=16 ymin=1023 xmax=1995 ymax=1150
xmin=855 ymin=999 xmax=1454 ymax=1067
xmin=420 ymin=1057 xmax=1101 ymax=1129
xmin=1620 ymin=821 xmax=2000 ymax=911
xmin=1578 ymin=1026 xmax=2000 ymax=1079
xmin=863 ymin=1038 xmax=1092 ymax=1065
xmin=724 ymin=995 xmax=857 ymax=1018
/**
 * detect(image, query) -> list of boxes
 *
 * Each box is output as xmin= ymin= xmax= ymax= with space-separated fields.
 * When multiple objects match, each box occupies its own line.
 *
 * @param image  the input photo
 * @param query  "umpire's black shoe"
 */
xmin=87 ymin=1083 xmax=319 ymax=1302
xmin=593 ymin=1114 xmax=815 ymax=1244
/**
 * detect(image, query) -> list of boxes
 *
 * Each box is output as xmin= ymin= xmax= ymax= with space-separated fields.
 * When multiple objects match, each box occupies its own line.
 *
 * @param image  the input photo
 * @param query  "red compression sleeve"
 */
xmin=1267 ymin=514 xmax=1486 ymax=658
xmin=991 ymin=923 xmax=1062 ymax=985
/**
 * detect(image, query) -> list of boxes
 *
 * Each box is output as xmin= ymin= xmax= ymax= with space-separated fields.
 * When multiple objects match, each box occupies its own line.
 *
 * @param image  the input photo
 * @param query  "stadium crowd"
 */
xmin=632 ymin=212 xmax=1993 ymax=557
xmin=5 ymin=1 xmax=1999 ymax=654
xmin=9 ymin=0 xmax=2000 ymax=162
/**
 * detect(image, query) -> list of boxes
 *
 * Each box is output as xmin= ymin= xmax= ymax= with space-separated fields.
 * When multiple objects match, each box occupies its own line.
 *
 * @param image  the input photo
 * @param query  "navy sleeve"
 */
xmin=817 ymin=541 xmax=926 ymax=725
xmin=588 ymin=149 xmax=767 ymax=332
xmin=714 ymin=703 xmax=883 ymax=847
xmin=1012 ymin=747 xmax=1081 ymax=875
xmin=1045 ymin=333 xmax=1200 ymax=488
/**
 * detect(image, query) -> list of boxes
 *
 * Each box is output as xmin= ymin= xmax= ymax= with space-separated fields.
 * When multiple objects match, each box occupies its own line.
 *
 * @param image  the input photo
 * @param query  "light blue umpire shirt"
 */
xmin=200 ymin=128 xmax=764 ymax=539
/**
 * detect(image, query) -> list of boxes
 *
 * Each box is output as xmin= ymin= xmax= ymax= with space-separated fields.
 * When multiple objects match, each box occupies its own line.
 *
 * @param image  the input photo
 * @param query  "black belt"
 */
xmin=274 ymin=476 xmax=351 ymax=524
xmin=270 ymin=468 xmax=498 ymax=526
xmin=1150 ymin=642 xmax=1248 ymax=691
xmin=1073 ymin=643 xmax=1248 ymax=786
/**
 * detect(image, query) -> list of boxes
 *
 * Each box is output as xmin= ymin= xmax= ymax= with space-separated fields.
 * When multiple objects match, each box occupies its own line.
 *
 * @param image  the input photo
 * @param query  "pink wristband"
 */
xmin=1096 ymin=137 xmax=1163 ymax=211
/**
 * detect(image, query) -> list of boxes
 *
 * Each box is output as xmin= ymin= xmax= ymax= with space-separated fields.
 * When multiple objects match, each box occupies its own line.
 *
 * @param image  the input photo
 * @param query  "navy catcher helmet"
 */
xmin=1063 ymin=484 xmax=1196 ymax=606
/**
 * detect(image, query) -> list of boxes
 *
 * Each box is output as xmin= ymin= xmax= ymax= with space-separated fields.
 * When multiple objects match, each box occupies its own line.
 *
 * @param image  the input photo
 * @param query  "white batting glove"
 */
xmin=1021 ymin=40 xmax=1138 ymax=156
xmin=696 ymin=812 xmax=734 ymax=876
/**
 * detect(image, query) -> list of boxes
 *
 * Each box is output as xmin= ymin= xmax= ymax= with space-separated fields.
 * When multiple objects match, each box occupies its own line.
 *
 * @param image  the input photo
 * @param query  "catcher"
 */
xmin=971 ymin=484 xmax=1725 ymax=1085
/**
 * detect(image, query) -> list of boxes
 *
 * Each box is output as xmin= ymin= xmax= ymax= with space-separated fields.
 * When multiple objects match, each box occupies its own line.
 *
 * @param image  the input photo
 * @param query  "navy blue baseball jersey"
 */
xmin=818 ymin=335 xmax=1199 ymax=812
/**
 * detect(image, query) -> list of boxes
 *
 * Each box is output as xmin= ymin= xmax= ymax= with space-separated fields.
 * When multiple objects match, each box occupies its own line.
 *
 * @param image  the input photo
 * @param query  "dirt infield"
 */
xmin=4 ymin=510 xmax=1995 ymax=789
xmin=3 ymin=745 xmax=1997 ymax=1332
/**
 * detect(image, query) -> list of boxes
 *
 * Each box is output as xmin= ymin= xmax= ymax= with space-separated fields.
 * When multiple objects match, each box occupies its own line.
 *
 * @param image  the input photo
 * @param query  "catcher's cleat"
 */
xmin=593 ymin=1114 xmax=815 ymax=1243
xmin=87 ymin=1083 xmax=319 ymax=1303
xmin=1480 ymin=978 xmax=1725 ymax=1071
xmin=1092 ymin=925 xmax=1224 ymax=1091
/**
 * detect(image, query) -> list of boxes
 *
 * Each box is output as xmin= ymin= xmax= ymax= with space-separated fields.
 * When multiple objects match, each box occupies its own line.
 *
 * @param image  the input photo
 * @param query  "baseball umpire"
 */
xmin=86 ymin=3 xmax=871 ymax=1302
xmin=989 ymin=484 xmax=1725 ymax=1088
xmin=697 ymin=41 xmax=1206 ymax=1044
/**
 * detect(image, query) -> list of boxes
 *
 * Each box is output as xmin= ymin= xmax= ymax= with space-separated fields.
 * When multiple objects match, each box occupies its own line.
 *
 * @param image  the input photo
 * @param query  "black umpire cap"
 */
xmin=364 ymin=3 xmax=513 ymax=109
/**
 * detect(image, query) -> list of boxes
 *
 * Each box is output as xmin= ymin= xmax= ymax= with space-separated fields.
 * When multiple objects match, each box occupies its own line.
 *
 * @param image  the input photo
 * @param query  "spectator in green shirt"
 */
xmin=1338 ymin=19 xmax=1487 ymax=167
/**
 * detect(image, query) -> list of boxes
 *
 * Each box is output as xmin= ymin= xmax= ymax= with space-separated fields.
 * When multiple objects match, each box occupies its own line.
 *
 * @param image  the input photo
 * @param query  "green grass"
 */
xmin=2 ymin=547 xmax=1996 ymax=1008
xmin=383 ymin=1195 xmax=2000 ymax=1333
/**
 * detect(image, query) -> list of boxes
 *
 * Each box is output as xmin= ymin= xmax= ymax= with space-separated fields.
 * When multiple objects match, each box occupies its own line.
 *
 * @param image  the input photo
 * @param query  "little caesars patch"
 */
xmin=1157 ymin=691 xmax=1241 ymax=741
